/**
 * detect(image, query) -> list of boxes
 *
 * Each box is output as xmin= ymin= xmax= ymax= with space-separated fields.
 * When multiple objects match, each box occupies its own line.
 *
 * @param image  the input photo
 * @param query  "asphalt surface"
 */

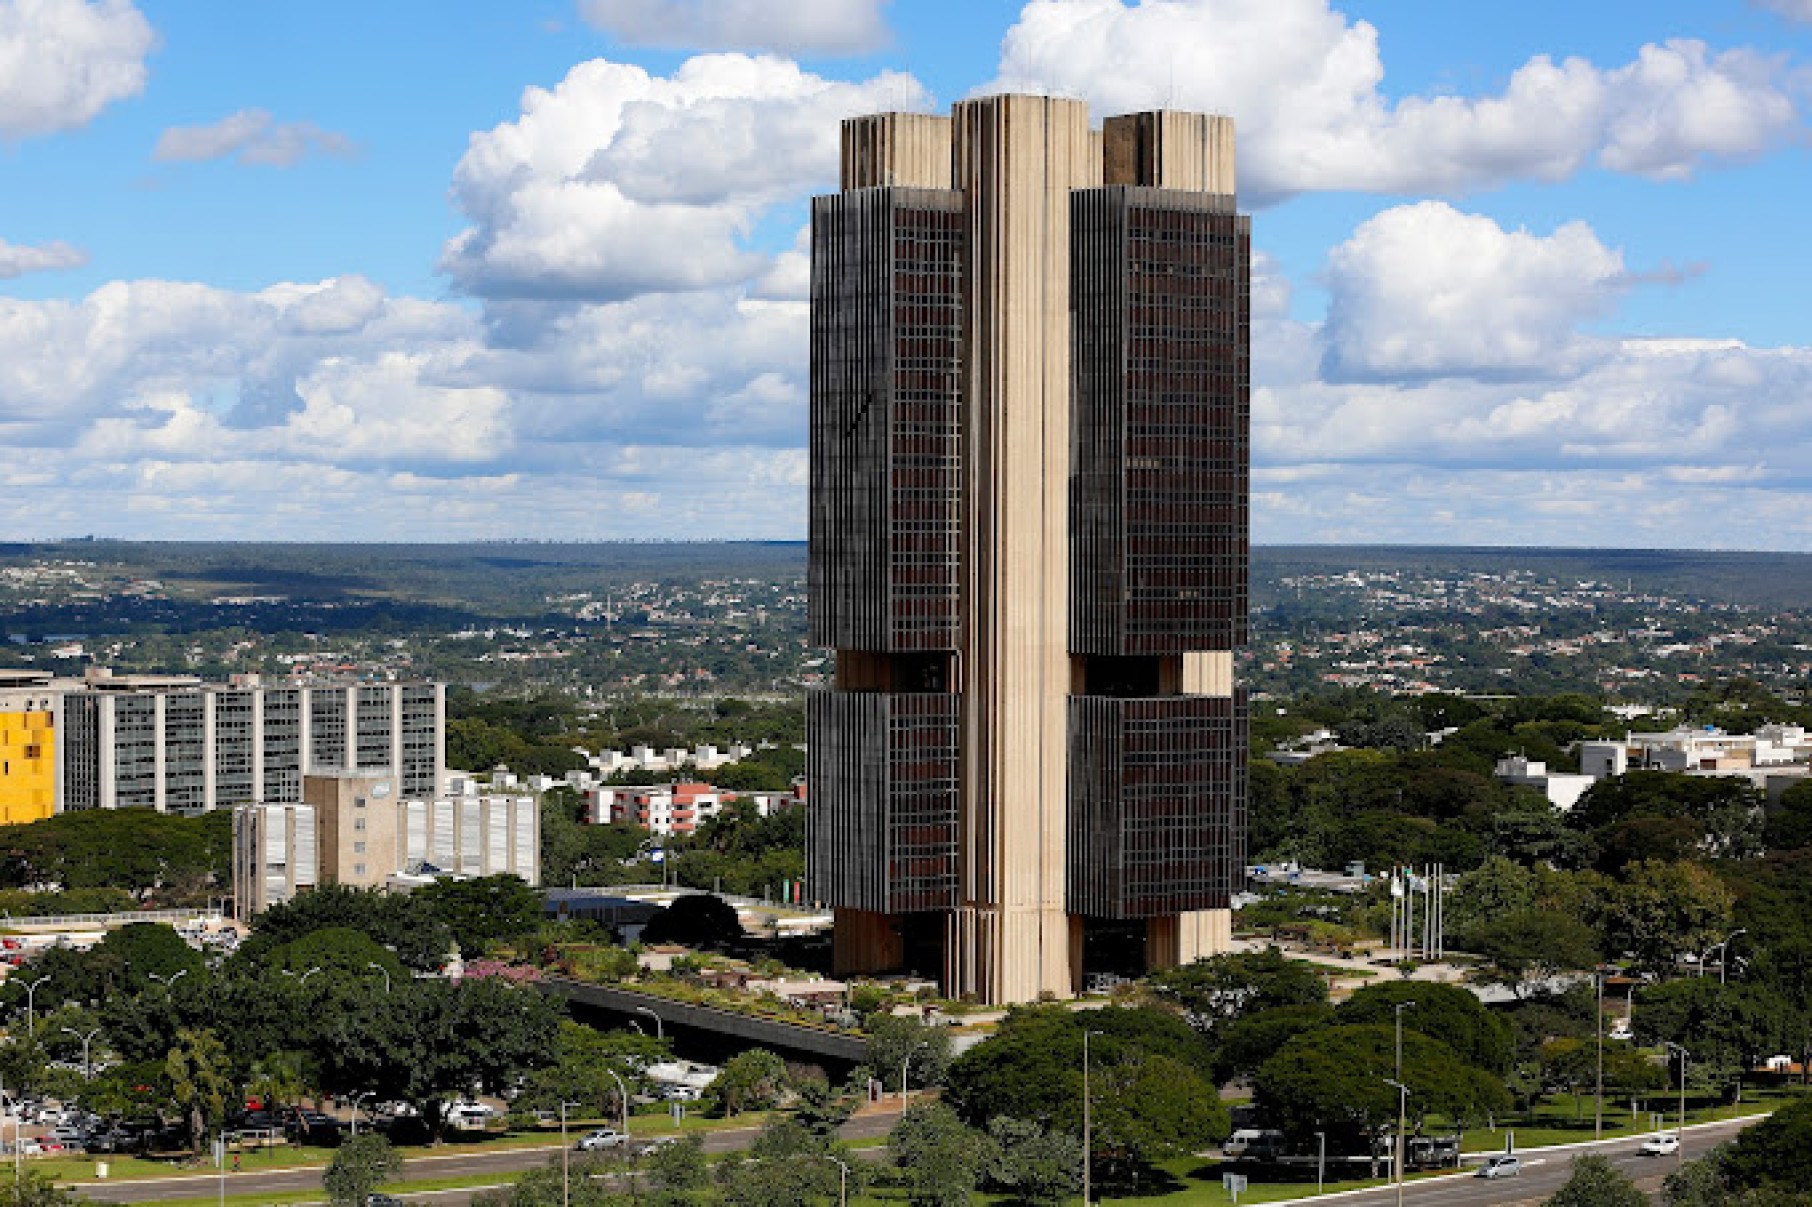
xmin=1298 ymin=1115 xmax=1762 ymax=1206
xmin=69 ymin=1108 xmax=901 ymax=1205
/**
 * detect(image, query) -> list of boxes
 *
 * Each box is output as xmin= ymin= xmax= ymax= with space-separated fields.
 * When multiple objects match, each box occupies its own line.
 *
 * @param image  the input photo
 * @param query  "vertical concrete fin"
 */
xmin=841 ymin=113 xmax=953 ymax=190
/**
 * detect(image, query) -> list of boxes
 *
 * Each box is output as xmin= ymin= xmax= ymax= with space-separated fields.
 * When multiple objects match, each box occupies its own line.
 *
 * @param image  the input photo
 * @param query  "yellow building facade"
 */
xmin=0 ymin=709 xmax=55 ymax=824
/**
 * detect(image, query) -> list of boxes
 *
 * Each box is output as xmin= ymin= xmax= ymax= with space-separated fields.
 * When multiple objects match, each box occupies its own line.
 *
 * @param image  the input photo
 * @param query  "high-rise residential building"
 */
xmin=57 ymin=669 xmax=444 ymax=813
xmin=0 ymin=670 xmax=58 ymax=824
xmin=233 ymin=770 xmax=538 ymax=916
xmin=806 ymin=97 xmax=1249 ymax=1004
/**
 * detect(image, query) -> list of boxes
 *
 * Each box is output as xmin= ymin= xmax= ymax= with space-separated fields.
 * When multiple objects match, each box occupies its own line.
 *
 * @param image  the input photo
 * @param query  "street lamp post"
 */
xmin=279 ymin=966 xmax=322 ymax=984
xmin=559 ymin=1099 xmax=581 ymax=1207
xmin=1664 ymin=1043 xmax=1690 ymax=1170
xmin=1383 ymin=1079 xmax=1410 ymax=1207
xmin=825 ymin=1154 xmax=850 ymax=1207
xmin=1717 ymin=929 xmax=1748 ymax=985
xmin=633 ymin=1006 xmax=664 ymax=1042
xmin=61 ymin=1026 xmax=101 ymax=1080
xmin=150 ymin=969 xmax=189 ymax=990
xmin=899 ymin=1040 xmax=927 ymax=1108
xmin=21 ymin=976 xmax=49 ymax=1034
xmin=1083 ymin=1030 xmax=1103 ymax=1207
xmin=1595 ymin=966 xmax=1605 ymax=1141
xmin=349 ymin=1092 xmax=372 ymax=1136
xmin=605 ymin=1069 xmax=630 ymax=1142
xmin=366 ymin=963 xmax=392 ymax=993
xmin=1315 ymin=1130 xmax=1326 ymax=1195
xmin=1391 ymin=1001 xmax=1416 ymax=1201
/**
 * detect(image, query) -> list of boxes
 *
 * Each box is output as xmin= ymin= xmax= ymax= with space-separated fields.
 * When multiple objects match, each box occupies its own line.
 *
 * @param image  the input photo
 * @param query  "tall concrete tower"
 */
xmin=807 ymin=96 xmax=1249 ymax=1004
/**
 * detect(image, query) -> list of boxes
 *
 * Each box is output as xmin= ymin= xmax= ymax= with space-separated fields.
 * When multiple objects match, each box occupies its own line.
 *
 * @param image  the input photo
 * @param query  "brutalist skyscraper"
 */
xmin=807 ymin=97 xmax=1248 ymax=1004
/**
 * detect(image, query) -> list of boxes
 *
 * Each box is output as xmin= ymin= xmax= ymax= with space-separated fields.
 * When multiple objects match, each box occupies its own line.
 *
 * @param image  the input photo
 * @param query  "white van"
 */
xmin=1224 ymin=1129 xmax=1286 ymax=1159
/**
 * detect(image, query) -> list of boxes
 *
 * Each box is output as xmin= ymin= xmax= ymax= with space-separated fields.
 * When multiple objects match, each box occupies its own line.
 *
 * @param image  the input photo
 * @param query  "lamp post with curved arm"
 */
xmin=367 ymin=963 xmax=392 ymax=993
xmin=21 ymin=976 xmax=49 ymax=1034
xmin=605 ymin=1069 xmax=630 ymax=1142
xmin=149 ymin=969 xmax=189 ymax=990
xmin=348 ymin=1091 xmax=373 ymax=1136
xmin=279 ymin=966 xmax=323 ymax=985
xmin=1384 ymin=1078 xmax=1411 ymax=1207
xmin=62 ymin=1026 xmax=101 ymax=1081
xmin=633 ymin=1006 xmax=664 ymax=1042
xmin=1664 ymin=1043 xmax=1690 ymax=1169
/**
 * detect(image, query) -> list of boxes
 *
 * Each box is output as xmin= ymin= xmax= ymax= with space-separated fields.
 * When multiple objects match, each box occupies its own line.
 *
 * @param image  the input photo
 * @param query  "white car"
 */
xmin=1641 ymin=1133 xmax=1681 ymax=1156
xmin=1476 ymin=1155 xmax=1522 ymax=1179
xmin=575 ymin=1128 xmax=628 ymax=1151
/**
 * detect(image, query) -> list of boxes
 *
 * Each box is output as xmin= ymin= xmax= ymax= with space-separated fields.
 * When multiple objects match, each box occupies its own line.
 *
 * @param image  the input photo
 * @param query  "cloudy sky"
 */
xmin=1 ymin=0 xmax=1809 ymax=548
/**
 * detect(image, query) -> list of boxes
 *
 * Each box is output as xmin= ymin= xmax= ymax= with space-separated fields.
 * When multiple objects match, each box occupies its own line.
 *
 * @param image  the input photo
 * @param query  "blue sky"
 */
xmin=1 ymin=0 xmax=1809 ymax=546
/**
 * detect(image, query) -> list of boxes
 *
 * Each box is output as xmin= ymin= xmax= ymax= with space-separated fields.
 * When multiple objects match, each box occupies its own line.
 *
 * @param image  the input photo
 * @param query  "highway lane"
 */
xmin=1293 ymin=1115 xmax=1763 ymax=1206
xmin=71 ymin=1108 xmax=902 ymax=1204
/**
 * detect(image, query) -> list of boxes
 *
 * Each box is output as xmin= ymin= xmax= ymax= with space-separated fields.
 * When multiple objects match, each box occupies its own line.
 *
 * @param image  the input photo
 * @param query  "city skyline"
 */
xmin=1 ymin=0 xmax=1809 ymax=548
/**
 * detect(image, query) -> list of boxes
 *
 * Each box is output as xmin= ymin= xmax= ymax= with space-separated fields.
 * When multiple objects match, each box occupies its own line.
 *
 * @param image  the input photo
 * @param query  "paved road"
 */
xmin=1296 ymin=1116 xmax=1761 ymax=1206
xmin=71 ymin=1108 xmax=902 ymax=1205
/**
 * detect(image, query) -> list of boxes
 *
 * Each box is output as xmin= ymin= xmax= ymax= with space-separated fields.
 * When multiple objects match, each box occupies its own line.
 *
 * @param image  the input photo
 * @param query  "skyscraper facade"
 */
xmin=807 ymin=97 xmax=1250 ymax=1004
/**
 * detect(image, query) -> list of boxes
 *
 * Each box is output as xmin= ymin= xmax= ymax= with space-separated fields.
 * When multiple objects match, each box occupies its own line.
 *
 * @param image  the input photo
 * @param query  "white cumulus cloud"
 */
xmin=987 ymin=0 xmax=1802 ymax=202
xmin=440 ymin=53 xmax=927 ymax=300
xmin=1322 ymin=202 xmax=1629 ymax=382
xmin=0 ymin=236 xmax=87 ymax=278
xmin=0 ymin=0 xmax=153 ymax=139
xmin=577 ymin=0 xmax=891 ymax=55
xmin=154 ymin=108 xmax=356 ymax=166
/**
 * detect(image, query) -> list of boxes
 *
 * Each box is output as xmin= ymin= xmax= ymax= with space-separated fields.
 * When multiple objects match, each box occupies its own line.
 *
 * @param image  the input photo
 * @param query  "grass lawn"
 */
xmin=45 ymin=1109 xmax=782 ymax=1187
xmin=1455 ymin=1086 xmax=1805 ymax=1152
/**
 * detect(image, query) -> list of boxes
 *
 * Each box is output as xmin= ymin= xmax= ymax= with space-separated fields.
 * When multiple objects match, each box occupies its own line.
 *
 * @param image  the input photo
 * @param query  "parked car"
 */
xmin=366 ymin=1195 xmax=405 ymax=1207
xmin=634 ymin=1136 xmax=679 ymax=1157
xmin=1476 ymin=1155 xmax=1522 ymax=1179
xmin=575 ymin=1128 xmax=628 ymax=1151
xmin=1640 ymin=1133 xmax=1681 ymax=1156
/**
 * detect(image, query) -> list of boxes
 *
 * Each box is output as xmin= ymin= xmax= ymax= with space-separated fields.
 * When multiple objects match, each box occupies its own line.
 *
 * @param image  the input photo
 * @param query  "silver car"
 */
xmin=1476 ymin=1154 xmax=1522 ymax=1179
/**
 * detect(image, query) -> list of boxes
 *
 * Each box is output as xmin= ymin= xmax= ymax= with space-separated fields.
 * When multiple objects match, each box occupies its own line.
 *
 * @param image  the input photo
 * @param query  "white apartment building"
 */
xmin=58 ymin=668 xmax=444 ymax=813
xmin=234 ymin=770 xmax=537 ymax=916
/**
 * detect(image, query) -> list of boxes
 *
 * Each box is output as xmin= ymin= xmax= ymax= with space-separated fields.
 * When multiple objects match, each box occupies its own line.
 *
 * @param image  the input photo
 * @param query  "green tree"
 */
xmin=1336 ymin=981 xmax=1515 ymax=1073
xmin=324 ymin=1133 xmax=403 ymax=1207
xmin=1598 ymin=860 xmax=1735 ymax=975
xmin=865 ymin=1013 xmax=953 ymax=1093
xmin=945 ymin=1004 xmax=1221 ymax=1177
xmin=0 ymin=1169 xmax=79 ymax=1207
xmin=1147 ymin=947 xmax=1329 ymax=1036
xmin=414 ymin=875 xmax=544 ymax=955
xmin=644 ymin=1132 xmax=710 ymax=1202
xmin=1544 ymin=1153 xmax=1646 ymax=1207
xmin=1763 ymin=780 xmax=1812 ymax=851
xmin=711 ymin=1048 xmax=789 ymax=1117
xmin=716 ymin=1119 xmax=851 ymax=1207
xmin=93 ymin=922 xmax=207 ymax=991
xmin=520 ymin=1023 xmax=666 ymax=1119
xmin=165 ymin=1028 xmax=233 ymax=1153
xmin=985 ymin=1117 xmax=1081 ymax=1207
xmin=890 ymin=1101 xmax=993 ymax=1207
xmin=1212 ymin=1004 xmax=1334 ymax=1085
xmin=1254 ymin=1024 xmax=1510 ymax=1158
xmin=1464 ymin=909 xmax=1602 ymax=998
xmin=322 ymin=977 xmax=561 ymax=1139
xmin=639 ymin=893 xmax=744 ymax=949
xmin=1634 ymin=979 xmax=1790 ymax=1100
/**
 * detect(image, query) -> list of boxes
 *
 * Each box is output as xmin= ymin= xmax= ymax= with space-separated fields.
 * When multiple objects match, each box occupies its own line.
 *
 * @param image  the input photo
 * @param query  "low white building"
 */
xmin=234 ymin=771 xmax=537 ymax=916
xmin=1494 ymin=756 xmax=1595 ymax=812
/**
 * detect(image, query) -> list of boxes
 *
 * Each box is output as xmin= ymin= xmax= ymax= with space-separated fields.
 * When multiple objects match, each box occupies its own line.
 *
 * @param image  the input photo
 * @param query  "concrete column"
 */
xmin=298 ymin=688 xmax=313 ymax=777
xmin=344 ymin=686 xmax=357 ymax=768
xmin=202 ymin=691 xmax=217 ymax=811
xmin=251 ymin=689 xmax=265 ymax=801
xmin=98 ymin=696 xmax=116 ymax=810
xmin=390 ymin=686 xmax=403 ymax=781
xmin=153 ymin=694 xmax=167 ymax=813
xmin=949 ymin=94 xmax=1097 ymax=1004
